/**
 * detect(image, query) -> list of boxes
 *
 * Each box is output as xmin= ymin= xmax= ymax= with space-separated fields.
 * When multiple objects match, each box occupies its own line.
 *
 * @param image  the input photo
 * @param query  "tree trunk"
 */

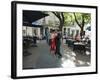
xmin=80 ymin=26 xmax=84 ymax=39
xmin=52 ymin=12 xmax=64 ymax=31
xmin=59 ymin=21 xmax=63 ymax=31
xmin=74 ymin=13 xmax=85 ymax=39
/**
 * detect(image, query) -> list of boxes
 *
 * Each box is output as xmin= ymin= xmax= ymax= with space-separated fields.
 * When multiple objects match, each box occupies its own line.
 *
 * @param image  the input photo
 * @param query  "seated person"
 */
xmin=75 ymin=34 xmax=81 ymax=41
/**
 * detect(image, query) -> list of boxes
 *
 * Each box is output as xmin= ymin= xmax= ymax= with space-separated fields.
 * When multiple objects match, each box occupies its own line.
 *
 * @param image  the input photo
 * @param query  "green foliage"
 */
xmin=74 ymin=12 xmax=91 ymax=25
xmin=63 ymin=12 xmax=91 ymax=26
xmin=83 ymin=13 xmax=91 ymax=24
xmin=46 ymin=11 xmax=91 ymax=30
xmin=64 ymin=12 xmax=74 ymax=26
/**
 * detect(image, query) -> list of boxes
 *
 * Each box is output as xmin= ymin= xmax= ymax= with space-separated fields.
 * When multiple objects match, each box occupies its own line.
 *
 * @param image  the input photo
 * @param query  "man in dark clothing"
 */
xmin=55 ymin=32 xmax=62 ymax=58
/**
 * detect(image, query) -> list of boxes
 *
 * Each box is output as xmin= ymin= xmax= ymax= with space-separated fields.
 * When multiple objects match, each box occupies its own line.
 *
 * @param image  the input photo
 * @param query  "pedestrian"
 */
xmin=55 ymin=30 xmax=62 ymax=58
xmin=50 ymin=30 xmax=57 ymax=54
xmin=33 ymin=34 xmax=37 ymax=47
xmin=45 ymin=27 xmax=50 ymax=45
xmin=39 ymin=33 xmax=42 ymax=41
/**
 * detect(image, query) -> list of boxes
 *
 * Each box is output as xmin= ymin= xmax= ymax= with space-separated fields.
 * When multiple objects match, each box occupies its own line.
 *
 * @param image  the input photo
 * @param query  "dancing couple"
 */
xmin=50 ymin=29 xmax=62 ymax=58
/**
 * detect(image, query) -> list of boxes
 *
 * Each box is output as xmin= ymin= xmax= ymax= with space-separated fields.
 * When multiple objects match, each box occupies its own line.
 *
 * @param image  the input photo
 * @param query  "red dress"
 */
xmin=50 ymin=38 xmax=56 ymax=51
xmin=50 ymin=33 xmax=56 ymax=53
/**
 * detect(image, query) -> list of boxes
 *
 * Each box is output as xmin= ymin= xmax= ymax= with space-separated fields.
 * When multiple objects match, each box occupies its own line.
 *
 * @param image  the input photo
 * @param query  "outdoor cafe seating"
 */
xmin=23 ymin=36 xmax=32 ymax=56
xmin=66 ymin=37 xmax=91 ymax=53
xmin=23 ymin=36 xmax=38 ymax=56
xmin=73 ymin=42 xmax=86 ymax=52
xmin=66 ymin=38 xmax=75 ymax=47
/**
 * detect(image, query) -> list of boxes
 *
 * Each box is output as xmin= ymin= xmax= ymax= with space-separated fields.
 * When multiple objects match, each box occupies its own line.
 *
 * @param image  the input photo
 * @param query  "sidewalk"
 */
xmin=23 ymin=40 xmax=90 ymax=69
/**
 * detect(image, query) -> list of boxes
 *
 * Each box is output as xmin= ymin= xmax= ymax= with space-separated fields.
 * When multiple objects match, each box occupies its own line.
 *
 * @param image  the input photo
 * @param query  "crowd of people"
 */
xmin=45 ymin=28 xmax=62 ymax=58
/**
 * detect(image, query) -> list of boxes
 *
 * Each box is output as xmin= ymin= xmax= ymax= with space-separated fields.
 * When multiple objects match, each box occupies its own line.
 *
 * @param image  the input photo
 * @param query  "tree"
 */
xmin=52 ymin=12 xmax=64 ymax=31
xmin=73 ymin=13 xmax=91 ymax=38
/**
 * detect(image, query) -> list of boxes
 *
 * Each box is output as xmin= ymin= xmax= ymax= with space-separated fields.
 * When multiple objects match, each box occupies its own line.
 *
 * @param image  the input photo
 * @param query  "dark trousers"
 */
xmin=55 ymin=44 xmax=62 ymax=57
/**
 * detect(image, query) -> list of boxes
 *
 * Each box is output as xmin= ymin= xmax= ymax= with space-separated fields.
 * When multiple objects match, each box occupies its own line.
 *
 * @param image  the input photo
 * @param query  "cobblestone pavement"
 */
xmin=23 ymin=40 xmax=91 ymax=69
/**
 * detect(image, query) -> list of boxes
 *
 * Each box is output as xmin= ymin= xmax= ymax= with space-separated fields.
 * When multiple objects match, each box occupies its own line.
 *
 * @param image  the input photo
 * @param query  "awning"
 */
xmin=23 ymin=22 xmax=43 ymax=27
xmin=23 ymin=10 xmax=48 ymax=27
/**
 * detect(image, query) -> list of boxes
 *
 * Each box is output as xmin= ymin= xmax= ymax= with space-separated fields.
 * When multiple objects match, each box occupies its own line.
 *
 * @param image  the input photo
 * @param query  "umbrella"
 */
xmin=86 ymin=26 xmax=91 ymax=31
xmin=23 ymin=10 xmax=48 ymax=26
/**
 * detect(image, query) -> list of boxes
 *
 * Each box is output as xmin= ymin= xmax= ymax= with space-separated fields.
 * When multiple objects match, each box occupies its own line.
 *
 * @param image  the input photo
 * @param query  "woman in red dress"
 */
xmin=50 ymin=30 xmax=57 ymax=54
